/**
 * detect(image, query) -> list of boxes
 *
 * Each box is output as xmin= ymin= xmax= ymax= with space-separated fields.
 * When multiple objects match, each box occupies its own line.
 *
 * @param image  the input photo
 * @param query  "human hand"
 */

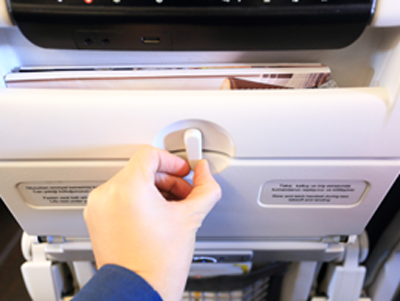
xmin=84 ymin=145 xmax=222 ymax=301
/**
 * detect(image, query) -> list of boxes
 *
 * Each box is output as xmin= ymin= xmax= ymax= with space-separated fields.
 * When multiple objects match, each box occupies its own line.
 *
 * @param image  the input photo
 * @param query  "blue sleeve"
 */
xmin=72 ymin=264 xmax=163 ymax=301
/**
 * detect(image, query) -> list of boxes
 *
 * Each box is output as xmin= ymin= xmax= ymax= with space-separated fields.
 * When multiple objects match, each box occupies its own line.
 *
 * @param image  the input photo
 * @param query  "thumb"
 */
xmin=185 ymin=160 xmax=222 ymax=214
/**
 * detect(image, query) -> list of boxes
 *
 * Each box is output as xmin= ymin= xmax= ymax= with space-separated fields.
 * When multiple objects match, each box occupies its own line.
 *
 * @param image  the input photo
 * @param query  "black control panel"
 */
xmin=11 ymin=0 xmax=372 ymax=6
xmin=9 ymin=0 xmax=375 ymax=50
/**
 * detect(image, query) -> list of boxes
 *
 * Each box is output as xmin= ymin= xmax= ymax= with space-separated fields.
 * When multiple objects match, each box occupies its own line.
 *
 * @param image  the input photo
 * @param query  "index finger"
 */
xmin=128 ymin=145 xmax=190 ymax=178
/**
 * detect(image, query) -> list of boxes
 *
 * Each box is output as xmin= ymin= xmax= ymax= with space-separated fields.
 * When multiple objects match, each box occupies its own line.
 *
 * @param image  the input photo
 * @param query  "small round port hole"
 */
xmin=84 ymin=39 xmax=93 ymax=46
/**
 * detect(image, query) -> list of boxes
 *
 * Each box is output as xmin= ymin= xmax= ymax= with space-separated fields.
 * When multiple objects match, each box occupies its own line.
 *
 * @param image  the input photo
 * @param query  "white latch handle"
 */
xmin=184 ymin=129 xmax=203 ymax=170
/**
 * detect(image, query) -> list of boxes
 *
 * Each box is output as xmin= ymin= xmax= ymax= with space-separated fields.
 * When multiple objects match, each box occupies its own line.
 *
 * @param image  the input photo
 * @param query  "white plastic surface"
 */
xmin=1 ymin=159 xmax=399 ymax=239
xmin=0 ymin=87 xmax=395 ymax=159
xmin=325 ymin=264 xmax=366 ymax=300
xmin=184 ymin=129 xmax=203 ymax=170
xmin=42 ymin=240 xmax=344 ymax=262
xmin=281 ymin=261 xmax=317 ymax=301
xmin=155 ymin=120 xmax=235 ymax=157
xmin=371 ymin=0 xmax=400 ymax=27
xmin=0 ymin=9 xmax=400 ymax=259
xmin=21 ymin=232 xmax=32 ymax=261
xmin=72 ymin=262 xmax=96 ymax=289
xmin=21 ymin=262 xmax=62 ymax=301
xmin=322 ymin=239 xmax=366 ymax=301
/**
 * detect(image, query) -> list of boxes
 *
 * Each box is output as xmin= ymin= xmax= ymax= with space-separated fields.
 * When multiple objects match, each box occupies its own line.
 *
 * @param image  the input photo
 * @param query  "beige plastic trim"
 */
xmin=371 ymin=0 xmax=400 ymax=27
xmin=0 ymin=0 xmax=12 ymax=27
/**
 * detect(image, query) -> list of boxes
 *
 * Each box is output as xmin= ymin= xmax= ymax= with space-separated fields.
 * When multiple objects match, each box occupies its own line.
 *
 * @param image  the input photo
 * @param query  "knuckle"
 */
xmin=140 ymin=144 xmax=156 ymax=155
xmin=215 ymin=183 xmax=222 ymax=197
xmin=86 ymin=186 xmax=100 ymax=204
xmin=106 ymin=182 xmax=124 ymax=199
xmin=190 ymin=212 xmax=205 ymax=229
xmin=133 ymin=145 xmax=159 ymax=165
xmin=131 ymin=145 xmax=152 ymax=160
xmin=209 ymin=182 xmax=222 ymax=201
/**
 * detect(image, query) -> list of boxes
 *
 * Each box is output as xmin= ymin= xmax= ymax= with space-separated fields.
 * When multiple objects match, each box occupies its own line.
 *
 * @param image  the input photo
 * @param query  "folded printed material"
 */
xmin=220 ymin=78 xmax=292 ymax=90
xmin=189 ymin=262 xmax=252 ymax=278
xmin=5 ymin=64 xmax=330 ymax=90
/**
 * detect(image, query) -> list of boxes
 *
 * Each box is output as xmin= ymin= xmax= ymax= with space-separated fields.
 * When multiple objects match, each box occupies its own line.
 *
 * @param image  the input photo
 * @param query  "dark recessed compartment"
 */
xmin=9 ymin=0 xmax=374 ymax=51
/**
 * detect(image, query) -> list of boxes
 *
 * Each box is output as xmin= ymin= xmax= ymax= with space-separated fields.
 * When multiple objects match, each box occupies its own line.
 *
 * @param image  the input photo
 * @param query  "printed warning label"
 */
xmin=259 ymin=180 xmax=367 ymax=206
xmin=18 ymin=182 xmax=103 ymax=207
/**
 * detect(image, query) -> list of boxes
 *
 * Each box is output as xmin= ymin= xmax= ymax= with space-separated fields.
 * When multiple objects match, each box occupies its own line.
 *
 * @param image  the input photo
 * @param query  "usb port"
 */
xmin=141 ymin=37 xmax=161 ymax=45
